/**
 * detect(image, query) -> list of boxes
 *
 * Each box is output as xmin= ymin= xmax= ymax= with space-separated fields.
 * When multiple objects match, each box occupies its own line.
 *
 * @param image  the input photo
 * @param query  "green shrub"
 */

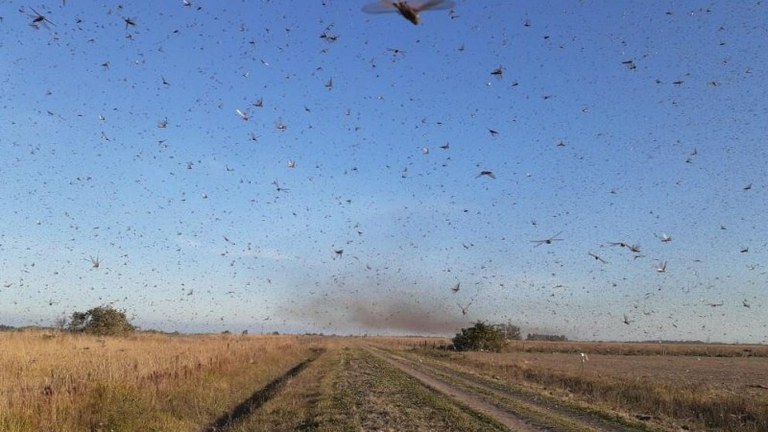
xmin=68 ymin=306 xmax=136 ymax=336
xmin=452 ymin=321 xmax=506 ymax=352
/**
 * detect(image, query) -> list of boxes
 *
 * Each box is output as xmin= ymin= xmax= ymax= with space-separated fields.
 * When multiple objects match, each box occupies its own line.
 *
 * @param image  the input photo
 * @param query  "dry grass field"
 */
xmin=0 ymin=330 xmax=321 ymax=431
xmin=3 ymin=331 xmax=767 ymax=431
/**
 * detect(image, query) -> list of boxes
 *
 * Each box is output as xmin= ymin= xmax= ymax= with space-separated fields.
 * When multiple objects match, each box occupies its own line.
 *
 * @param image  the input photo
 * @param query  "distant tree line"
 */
xmin=493 ymin=322 xmax=522 ymax=340
xmin=526 ymin=333 xmax=569 ymax=341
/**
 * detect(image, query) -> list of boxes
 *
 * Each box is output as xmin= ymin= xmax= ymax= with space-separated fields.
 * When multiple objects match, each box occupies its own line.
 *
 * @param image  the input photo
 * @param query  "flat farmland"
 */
xmin=386 ymin=341 xmax=768 ymax=431
xmin=456 ymin=350 xmax=768 ymax=399
xmin=2 ymin=331 xmax=767 ymax=431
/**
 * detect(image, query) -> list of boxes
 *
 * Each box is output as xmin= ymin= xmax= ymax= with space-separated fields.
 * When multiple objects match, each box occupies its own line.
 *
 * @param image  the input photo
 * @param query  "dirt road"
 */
xmin=368 ymin=347 xmax=651 ymax=432
xmin=216 ymin=344 xmax=655 ymax=431
xmin=369 ymin=349 xmax=543 ymax=431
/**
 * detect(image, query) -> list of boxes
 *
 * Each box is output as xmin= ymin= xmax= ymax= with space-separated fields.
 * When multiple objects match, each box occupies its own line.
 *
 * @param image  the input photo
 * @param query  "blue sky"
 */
xmin=1 ymin=1 xmax=766 ymax=342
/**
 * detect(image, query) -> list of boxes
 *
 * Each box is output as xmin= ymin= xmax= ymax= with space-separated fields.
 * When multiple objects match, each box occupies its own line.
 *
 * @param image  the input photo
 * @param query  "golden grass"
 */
xmin=226 ymin=340 xmax=351 ymax=432
xmin=0 ymin=330 xmax=320 ymax=432
xmin=374 ymin=336 xmax=768 ymax=358
xmin=6 ymin=331 xmax=765 ymax=431
xmin=364 ymin=336 xmax=451 ymax=349
xmin=506 ymin=340 xmax=768 ymax=357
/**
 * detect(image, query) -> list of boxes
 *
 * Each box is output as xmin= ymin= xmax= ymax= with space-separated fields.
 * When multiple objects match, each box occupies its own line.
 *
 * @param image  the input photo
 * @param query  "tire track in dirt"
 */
xmin=203 ymin=348 xmax=325 ymax=432
xmin=340 ymin=347 xmax=511 ymax=431
xmin=370 ymin=349 xmax=545 ymax=431
xmin=205 ymin=345 xmax=510 ymax=431
xmin=368 ymin=347 xmax=648 ymax=432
